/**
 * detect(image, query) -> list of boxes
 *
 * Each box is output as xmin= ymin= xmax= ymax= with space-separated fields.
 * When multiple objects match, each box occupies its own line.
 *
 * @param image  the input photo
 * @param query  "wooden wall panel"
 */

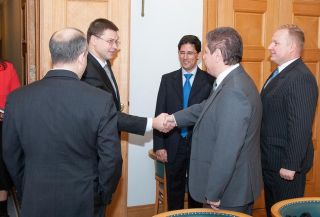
xmin=203 ymin=0 xmax=320 ymax=216
xmin=39 ymin=0 xmax=130 ymax=216
xmin=66 ymin=1 xmax=108 ymax=34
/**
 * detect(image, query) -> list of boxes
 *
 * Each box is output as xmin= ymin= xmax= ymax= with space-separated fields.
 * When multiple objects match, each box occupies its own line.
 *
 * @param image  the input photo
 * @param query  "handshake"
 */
xmin=152 ymin=113 xmax=177 ymax=133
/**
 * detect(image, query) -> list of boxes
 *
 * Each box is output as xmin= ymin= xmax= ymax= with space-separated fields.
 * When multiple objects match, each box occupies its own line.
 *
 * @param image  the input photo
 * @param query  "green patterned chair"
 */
xmin=271 ymin=197 xmax=320 ymax=217
xmin=149 ymin=149 xmax=168 ymax=214
xmin=152 ymin=208 xmax=252 ymax=217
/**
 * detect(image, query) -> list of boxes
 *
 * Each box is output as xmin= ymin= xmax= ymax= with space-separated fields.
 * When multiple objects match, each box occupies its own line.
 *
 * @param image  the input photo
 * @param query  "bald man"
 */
xmin=2 ymin=27 xmax=122 ymax=217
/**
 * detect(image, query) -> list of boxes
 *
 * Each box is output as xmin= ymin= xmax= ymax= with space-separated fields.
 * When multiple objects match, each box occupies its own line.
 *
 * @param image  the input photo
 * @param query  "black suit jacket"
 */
xmin=2 ymin=70 xmax=122 ymax=217
xmin=261 ymin=58 xmax=318 ymax=173
xmin=153 ymin=67 xmax=214 ymax=162
xmin=81 ymin=53 xmax=147 ymax=135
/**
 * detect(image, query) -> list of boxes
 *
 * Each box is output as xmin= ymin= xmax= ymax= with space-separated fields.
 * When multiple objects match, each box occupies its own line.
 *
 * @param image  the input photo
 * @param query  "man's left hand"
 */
xmin=207 ymin=200 xmax=220 ymax=210
xmin=279 ymin=168 xmax=296 ymax=180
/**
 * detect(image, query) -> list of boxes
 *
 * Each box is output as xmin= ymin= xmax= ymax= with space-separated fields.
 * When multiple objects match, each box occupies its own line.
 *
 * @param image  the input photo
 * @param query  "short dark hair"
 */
xmin=87 ymin=18 xmax=119 ymax=43
xmin=178 ymin=35 xmax=201 ymax=53
xmin=206 ymin=27 xmax=243 ymax=65
xmin=49 ymin=27 xmax=87 ymax=65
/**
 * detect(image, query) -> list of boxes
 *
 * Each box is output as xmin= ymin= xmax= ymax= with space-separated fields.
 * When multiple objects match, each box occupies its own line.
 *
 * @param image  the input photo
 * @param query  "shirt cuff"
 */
xmin=146 ymin=118 xmax=153 ymax=132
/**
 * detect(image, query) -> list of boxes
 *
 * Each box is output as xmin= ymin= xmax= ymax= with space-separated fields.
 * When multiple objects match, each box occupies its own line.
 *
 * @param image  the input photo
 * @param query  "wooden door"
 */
xmin=203 ymin=0 xmax=320 ymax=216
xmin=37 ymin=0 xmax=130 ymax=216
xmin=278 ymin=0 xmax=320 ymax=198
xmin=23 ymin=0 xmax=40 ymax=85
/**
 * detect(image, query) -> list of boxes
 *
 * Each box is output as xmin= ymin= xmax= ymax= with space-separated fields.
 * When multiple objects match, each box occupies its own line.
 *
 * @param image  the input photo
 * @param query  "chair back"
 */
xmin=149 ymin=149 xmax=168 ymax=213
xmin=152 ymin=208 xmax=252 ymax=217
xmin=271 ymin=197 xmax=320 ymax=217
xmin=155 ymin=157 xmax=165 ymax=179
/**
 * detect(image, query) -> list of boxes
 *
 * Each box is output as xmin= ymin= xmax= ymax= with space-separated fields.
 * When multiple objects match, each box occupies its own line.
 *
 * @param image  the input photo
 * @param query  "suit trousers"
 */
xmin=0 ymin=122 xmax=12 ymax=190
xmin=165 ymin=137 xmax=202 ymax=211
xmin=263 ymin=170 xmax=306 ymax=217
xmin=94 ymin=204 xmax=106 ymax=217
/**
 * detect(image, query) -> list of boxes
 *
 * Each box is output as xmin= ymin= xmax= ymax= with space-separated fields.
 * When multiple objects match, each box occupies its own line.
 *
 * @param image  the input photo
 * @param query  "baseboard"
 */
xmin=127 ymin=204 xmax=156 ymax=217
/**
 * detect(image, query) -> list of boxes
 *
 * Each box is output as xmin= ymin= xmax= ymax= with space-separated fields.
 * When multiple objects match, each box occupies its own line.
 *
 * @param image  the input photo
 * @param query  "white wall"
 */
xmin=128 ymin=0 xmax=203 ymax=206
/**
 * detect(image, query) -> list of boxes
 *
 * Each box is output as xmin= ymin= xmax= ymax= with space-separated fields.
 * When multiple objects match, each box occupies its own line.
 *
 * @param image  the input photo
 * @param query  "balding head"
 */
xmin=49 ymin=27 xmax=87 ymax=65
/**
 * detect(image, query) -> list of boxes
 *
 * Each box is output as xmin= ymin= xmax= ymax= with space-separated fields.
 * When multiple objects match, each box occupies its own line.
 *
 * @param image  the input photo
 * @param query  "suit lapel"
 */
xmin=170 ymin=69 xmax=183 ymax=105
xmin=261 ymin=58 xmax=302 ymax=97
xmin=193 ymin=66 xmax=241 ymax=131
xmin=189 ymin=68 xmax=205 ymax=101
xmin=106 ymin=60 xmax=120 ymax=102
xmin=88 ymin=53 xmax=120 ymax=105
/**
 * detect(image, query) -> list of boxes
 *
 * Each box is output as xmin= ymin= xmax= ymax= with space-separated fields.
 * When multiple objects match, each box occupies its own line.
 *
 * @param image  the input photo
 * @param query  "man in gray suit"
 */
xmin=2 ymin=27 xmax=122 ymax=217
xmin=165 ymin=27 xmax=263 ymax=214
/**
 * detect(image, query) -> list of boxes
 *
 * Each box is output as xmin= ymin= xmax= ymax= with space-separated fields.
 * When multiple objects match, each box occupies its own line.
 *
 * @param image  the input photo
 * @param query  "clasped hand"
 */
xmin=152 ymin=113 xmax=176 ymax=133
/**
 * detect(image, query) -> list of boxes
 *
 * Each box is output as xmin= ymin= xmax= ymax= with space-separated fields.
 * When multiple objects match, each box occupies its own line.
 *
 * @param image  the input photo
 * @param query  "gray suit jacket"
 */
xmin=174 ymin=65 xmax=262 ymax=207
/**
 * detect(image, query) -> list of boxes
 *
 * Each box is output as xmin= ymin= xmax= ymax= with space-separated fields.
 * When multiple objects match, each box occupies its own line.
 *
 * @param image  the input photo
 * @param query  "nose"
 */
xmin=268 ymin=43 xmax=273 ymax=50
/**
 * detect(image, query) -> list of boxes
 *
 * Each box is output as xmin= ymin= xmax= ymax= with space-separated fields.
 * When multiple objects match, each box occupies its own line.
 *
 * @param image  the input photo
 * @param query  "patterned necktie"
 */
xmin=181 ymin=74 xmax=193 ymax=137
xmin=213 ymin=80 xmax=218 ymax=91
xmin=103 ymin=64 xmax=118 ymax=98
xmin=264 ymin=68 xmax=280 ymax=88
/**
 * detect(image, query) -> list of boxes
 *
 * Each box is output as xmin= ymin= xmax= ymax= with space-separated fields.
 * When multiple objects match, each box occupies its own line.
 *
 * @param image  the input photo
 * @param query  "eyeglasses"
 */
xmin=179 ymin=51 xmax=197 ymax=57
xmin=94 ymin=35 xmax=120 ymax=46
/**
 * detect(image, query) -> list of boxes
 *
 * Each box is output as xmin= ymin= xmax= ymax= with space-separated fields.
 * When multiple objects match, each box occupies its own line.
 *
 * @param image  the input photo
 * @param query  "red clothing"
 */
xmin=0 ymin=61 xmax=21 ymax=109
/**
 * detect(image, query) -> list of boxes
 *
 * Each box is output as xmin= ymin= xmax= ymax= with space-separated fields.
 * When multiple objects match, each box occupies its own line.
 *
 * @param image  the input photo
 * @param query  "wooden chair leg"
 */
xmin=154 ymin=180 xmax=160 ymax=214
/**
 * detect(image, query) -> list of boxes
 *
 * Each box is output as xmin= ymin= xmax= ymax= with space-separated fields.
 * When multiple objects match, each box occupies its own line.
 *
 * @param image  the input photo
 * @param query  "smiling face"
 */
xmin=268 ymin=28 xmax=293 ymax=65
xmin=178 ymin=43 xmax=199 ymax=72
xmin=90 ymin=29 xmax=120 ymax=61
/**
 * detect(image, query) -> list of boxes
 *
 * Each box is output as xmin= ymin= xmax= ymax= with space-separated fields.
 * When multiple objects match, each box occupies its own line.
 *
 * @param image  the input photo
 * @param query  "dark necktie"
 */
xmin=213 ymin=80 xmax=218 ymax=91
xmin=181 ymin=74 xmax=193 ymax=137
xmin=103 ymin=64 xmax=118 ymax=99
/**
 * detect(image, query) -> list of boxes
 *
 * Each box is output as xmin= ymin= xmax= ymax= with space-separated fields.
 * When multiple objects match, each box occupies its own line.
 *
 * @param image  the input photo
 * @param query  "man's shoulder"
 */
xmin=163 ymin=69 xmax=181 ymax=77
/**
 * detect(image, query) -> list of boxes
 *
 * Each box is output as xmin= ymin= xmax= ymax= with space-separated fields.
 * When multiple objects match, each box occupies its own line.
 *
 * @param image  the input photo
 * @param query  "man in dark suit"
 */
xmin=82 ymin=18 xmax=165 ymax=135
xmin=2 ymin=27 xmax=122 ymax=217
xmin=260 ymin=24 xmax=318 ymax=217
xmin=165 ymin=27 xmax=263 ymax=214
xmin=153 ymin=35 xmax=214 ymax=210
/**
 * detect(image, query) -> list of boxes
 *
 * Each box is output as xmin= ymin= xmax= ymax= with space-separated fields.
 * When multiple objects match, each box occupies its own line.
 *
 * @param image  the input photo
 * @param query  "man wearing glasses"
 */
xmin=153 ymin=35 xmax=214 ymax=210
xmin=82 ymin=18 xmax=166 ymax=136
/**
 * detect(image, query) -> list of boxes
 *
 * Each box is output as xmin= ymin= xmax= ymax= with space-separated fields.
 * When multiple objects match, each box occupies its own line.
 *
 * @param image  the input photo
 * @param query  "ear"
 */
xmin=214 ymin=49 xmax=222 ymax=62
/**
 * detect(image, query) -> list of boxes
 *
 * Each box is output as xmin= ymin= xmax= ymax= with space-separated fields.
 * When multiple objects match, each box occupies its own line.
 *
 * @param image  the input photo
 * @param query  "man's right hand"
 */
xmin=156 ymin=149 xmax=168 ymax=163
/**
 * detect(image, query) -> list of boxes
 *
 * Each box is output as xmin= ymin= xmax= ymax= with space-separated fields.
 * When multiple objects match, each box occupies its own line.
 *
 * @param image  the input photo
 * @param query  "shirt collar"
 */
xmin=89 ymin=52 xmax=108 ymax=68
xmin=216 ymin=63 xmax=240 ymax=87
xmin=182 ymin=66 xmax=197 ymax=76
xmin=278 ymin=58 xmax=299 ymax=73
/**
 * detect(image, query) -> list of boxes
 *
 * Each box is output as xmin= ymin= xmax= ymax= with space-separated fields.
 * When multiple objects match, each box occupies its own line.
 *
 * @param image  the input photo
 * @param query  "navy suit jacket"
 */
xmin=82 ymin=53 xmax=147 ymax=135
xmin=261 ymin=58 xmax=318 ymax=173
xmin=3 ymin=70 xmax=122 ymax=217
xmin=153 ymin=67 xmax=214 ymax=162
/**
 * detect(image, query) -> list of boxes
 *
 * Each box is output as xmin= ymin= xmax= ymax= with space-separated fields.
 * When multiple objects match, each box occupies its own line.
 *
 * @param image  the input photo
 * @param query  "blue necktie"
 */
xmin=264 ymin=68 xmax=280 ymax=88
xmin=181 ymin=74 xmax=193 ymax=137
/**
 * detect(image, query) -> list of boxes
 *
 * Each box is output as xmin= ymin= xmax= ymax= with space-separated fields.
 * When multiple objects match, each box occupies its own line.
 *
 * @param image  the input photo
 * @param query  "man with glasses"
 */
xmin=153 ymin=35 xmax=214 ymax=210
xmin=82 ymin=18 xmax=166 ymax=136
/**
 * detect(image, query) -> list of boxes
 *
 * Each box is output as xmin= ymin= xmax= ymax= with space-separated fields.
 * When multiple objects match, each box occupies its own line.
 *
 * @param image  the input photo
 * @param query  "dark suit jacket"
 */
xmin=2 ymin=70 xmax=122 ymax=217
xmin=174 ymin=65 xmax=263 ymax=207
xmin=81 ymin=53 xmax=147 ymax=135
xmin=153 ymin=67 xmax=214 ymax=162
xmin=260 ymin=58 xmax=318 ymax=173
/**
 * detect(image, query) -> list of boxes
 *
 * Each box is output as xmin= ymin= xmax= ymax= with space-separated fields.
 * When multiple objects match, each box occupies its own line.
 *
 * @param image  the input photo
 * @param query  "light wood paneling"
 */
xmin=203 ymin=0 xmax=320 ymax=216
xmin=38 ymin=0 xmax=130 ymax=216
